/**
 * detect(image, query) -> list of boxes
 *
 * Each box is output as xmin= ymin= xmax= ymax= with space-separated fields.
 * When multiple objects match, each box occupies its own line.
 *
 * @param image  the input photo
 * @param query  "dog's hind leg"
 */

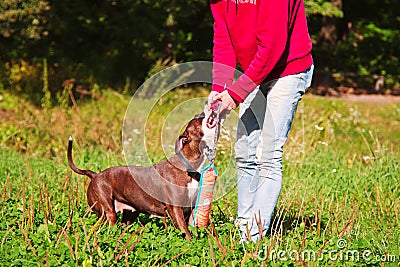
xmin=90 ymin=185 xmax=118 ymax=226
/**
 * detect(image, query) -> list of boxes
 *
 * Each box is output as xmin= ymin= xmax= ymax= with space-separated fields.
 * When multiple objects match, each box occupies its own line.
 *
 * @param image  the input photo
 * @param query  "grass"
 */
xmin=0 ymin=87 xmax=399 ymax=266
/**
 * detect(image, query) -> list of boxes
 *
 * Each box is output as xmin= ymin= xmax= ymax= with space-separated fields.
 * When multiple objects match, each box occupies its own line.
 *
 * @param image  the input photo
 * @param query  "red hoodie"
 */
xmin=211 ymin=0 xmax=313 ymax=103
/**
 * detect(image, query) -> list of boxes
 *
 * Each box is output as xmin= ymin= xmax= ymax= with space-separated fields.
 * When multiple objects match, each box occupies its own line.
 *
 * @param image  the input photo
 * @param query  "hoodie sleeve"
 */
xmin=211 ymin=0 xmax=237 ymax=93
xmin=227 ymin=0 xmax=290 ymax=102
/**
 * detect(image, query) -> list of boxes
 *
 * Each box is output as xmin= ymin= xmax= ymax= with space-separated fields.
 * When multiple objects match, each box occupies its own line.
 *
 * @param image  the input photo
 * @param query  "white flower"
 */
xmin=318 ymin=141 xmax=328 ymax=146
xmin=315 ymin=125 xmax=324 ymax=131
xmin=363 ymin=155 xmax=373 ymax=161
xmin=132 ymin=129 xmax=141 ymax=135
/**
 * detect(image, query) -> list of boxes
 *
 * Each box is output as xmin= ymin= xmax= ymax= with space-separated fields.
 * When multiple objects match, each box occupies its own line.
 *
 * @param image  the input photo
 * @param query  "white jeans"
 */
xmin=235 ymin=65 xmax=314 ymax=242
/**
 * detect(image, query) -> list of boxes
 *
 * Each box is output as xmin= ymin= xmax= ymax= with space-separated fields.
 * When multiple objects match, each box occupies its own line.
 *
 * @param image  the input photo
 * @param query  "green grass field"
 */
xmin=0 ymin=88 xmax=399 ymax=266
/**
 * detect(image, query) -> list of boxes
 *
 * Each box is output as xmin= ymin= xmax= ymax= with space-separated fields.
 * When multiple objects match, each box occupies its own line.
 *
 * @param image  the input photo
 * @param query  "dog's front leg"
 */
xmin=166 ymin=205 xmax=192 ymax=240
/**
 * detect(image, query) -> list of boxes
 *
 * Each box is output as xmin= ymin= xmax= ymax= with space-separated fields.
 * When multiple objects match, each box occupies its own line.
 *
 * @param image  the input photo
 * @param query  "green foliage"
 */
xmin=0 ymin=0 xmax=50 ymax=40
xmin=0 ymin=0 xmax=400 ymax=104
xmin=336 ymin=22 xmax=400 ymax=76
xmin=0 ymin=0 xmax=213 ymax=100
xmin=0 ymin=89 xmax=399 ymax=266
xmin=305 ymin=0 xmax=343 ymax=18
xmin=311 ymin=0 xmax=400 ymax=90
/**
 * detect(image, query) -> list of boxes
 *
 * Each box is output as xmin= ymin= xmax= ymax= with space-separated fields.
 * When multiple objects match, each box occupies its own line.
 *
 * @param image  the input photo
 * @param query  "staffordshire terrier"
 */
xmin=67 ymin=111 xmax=219 ymax=239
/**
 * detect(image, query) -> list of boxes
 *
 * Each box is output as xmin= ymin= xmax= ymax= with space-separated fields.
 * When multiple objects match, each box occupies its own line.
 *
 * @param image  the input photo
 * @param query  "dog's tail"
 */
xmin=67 ymin=136 xmax=96 ymax=179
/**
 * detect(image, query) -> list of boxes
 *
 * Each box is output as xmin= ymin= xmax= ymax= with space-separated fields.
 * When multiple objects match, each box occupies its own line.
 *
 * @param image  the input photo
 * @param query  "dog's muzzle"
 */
xmin=205 ymin=106 xmax=220 ymax=129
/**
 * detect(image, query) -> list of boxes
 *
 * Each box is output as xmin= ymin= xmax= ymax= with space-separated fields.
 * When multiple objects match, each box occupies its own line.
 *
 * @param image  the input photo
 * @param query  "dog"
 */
xmin=67 ymin=111 xmax=220 ymax=239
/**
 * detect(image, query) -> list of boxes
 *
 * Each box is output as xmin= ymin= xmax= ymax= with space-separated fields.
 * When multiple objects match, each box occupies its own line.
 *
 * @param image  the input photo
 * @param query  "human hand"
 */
xmin=207 ymin=91 xmax=220 ymax=110
xmin=208 ymin=90 xmax=238 ymax=113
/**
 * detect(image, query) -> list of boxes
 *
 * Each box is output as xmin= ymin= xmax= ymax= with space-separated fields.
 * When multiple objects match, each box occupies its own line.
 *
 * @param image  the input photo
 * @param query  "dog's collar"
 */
xmin=177 ymin=151 xmax=201 ymax=182
xmin=188 ymin=171 xmax=201 ymax=182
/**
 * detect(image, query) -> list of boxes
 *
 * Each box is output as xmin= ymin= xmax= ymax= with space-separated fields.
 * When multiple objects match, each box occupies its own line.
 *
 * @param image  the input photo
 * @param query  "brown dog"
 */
xmin=67 ymin=113 xmax=217 ymax=239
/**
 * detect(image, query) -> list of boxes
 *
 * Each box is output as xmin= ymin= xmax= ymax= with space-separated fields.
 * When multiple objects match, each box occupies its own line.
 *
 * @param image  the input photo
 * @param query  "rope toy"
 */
xmin=192 ymin=102 xmax=221 ymax=227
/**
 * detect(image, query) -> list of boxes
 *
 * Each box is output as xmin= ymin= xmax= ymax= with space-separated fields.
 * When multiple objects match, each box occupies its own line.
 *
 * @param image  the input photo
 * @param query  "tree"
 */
xmin=0 ymin=0 xmax=50 ymax=57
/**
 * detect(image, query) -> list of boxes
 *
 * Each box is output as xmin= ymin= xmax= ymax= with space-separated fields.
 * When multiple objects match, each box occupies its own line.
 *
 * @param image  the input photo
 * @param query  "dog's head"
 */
xmin=175 ymin=106 xmax=221 ymax=162
xmin=175 ymin=113 xmax=205 ymax=158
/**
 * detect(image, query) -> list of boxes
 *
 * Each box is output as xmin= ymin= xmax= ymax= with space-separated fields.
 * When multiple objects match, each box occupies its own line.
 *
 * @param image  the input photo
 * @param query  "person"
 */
xmin=207 ymin=0 xmax=314 ymax=242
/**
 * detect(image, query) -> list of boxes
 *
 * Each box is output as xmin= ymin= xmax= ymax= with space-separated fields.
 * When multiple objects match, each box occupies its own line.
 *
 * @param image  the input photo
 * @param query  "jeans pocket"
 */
xmin=305 ymin=64 xmax=314 ymax=88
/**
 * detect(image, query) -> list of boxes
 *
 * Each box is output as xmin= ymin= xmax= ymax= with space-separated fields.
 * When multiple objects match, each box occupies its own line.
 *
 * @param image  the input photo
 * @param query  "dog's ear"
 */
xmin=195 ymin=112 xmax=205 ymax=119
xmin=175 ymin=134 xmax=190 ymax=153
